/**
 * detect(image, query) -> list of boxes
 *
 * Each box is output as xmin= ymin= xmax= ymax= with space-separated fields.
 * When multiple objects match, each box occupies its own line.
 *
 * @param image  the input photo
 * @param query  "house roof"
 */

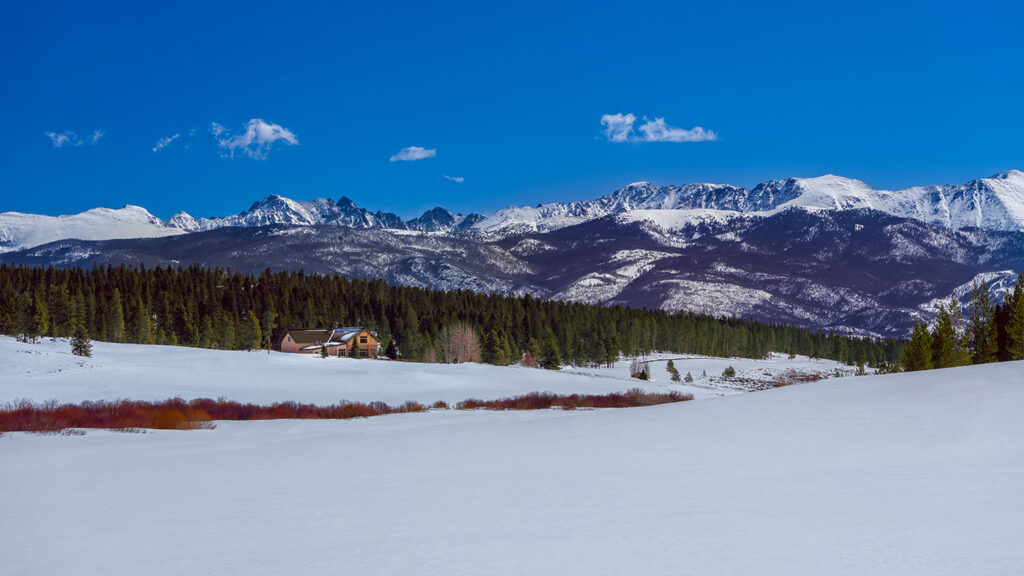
xmin=282 ymin=327 xmax=375 ymax=346
xmin=284 ymin=329 xmax=334 ymax=345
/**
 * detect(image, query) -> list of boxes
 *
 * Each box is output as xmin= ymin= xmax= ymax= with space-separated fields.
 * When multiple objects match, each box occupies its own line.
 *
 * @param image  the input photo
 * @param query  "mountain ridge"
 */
xmin=4 ymin=170 xmax=1023 ymax=253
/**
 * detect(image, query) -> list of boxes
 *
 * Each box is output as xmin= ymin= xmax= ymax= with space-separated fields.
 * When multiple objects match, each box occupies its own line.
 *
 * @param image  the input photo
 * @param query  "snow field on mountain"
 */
xmin=0 ymin=205 xmax=184 ymax=253
xmin=0 ymin=336 xmax=849 ymax=405
xmin=2 ymin=357 xmax=1022 ymax=575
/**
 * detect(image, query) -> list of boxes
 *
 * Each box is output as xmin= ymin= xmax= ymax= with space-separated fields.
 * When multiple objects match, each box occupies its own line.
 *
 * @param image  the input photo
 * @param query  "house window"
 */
xmin=360 ymin=336 xmax=368 ymax=344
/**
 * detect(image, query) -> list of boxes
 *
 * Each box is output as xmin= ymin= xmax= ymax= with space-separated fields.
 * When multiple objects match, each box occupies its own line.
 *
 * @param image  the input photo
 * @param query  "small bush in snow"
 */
xmin=666 ymin=359 xmax=681 ymax=382
xmin=722 ymin=366 xmax=736 ymax=378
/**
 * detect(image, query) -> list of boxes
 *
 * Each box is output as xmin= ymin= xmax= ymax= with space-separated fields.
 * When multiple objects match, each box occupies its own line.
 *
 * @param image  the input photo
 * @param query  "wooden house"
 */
xmin=278 ymin=327 xmax=380 ymax=357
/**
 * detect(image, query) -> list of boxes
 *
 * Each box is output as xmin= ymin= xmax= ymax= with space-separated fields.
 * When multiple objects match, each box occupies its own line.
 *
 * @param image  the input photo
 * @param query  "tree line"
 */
xmin=0 ymin=264 xmax=903 ymax=368
xmin=902 ymin=275 xmax=1024 ymax=371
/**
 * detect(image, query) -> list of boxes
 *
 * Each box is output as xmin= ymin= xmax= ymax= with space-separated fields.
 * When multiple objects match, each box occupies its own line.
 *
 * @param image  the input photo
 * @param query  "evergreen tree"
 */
xmin=260 ymin=310 xmax=277 ymax=349
xmin=945 ymin=298 xmax=972 ymax=367
xmin=666 ymin=359 xmax=681 ymax=382
xmin=384 ymin=339 xmax=398 ymax=359
xmin=198 ymin=317 xmax=215 ymax=349
xmin=31 ymin=292 xmax=50 ymax=340
xmin=14 ymin=292 xmax=32 ymax=341
xmin=901 ymin=319 xmax=933 ymax=371
xmin=133 ymin=299 xmax=152 ymax=344
xmin=351 ymin=340 xmax=362 ymax=359
xmin=538 ymin=333 xmax=561 ymax=370
xmin=239 ymin=311 xmax=262 ymax=350
xmin=320 ymin=343 xmax=329 ymax=358
xmin=1008 ymin=288 xmax=1024 ymax=361
xmin=965 ymin=281 xmax=997 ymax=364
xmin=105 ymin=288 xmax=125 ymax=342
xmin=48 ymin=284 xmax=72 ymax=336
xmin=219 ymin=316 xmax=235 ymax=350
xmin=70 ymin=322 xmax=92 ymax=358
xmin=930 ymin=303 xmax=956 ymax=369
xmin=684 ymin=371 xmax=694 ymax=383
xmin=485 ymin=328 xmax=512 ymax=366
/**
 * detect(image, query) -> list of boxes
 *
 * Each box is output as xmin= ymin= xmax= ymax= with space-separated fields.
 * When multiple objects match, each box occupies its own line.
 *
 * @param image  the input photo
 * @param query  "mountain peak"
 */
xmin=336 ymin=196 xmax=359 ymax=209
xmin=991 ymin=169 xmax=1024 ymax=180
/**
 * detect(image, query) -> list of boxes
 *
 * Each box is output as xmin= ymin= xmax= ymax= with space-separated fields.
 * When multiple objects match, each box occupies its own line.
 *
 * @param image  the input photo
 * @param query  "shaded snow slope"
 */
xmin=0 ymin=337 xmax=852 ymax=404
xmin=1 ymin=360 xmax=1021 ymax=575
xmin=0 ymin=205 xmax=184 ymax=253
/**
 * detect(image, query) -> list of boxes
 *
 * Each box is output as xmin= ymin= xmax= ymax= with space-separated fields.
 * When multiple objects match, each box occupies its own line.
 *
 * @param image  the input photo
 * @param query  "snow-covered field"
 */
xmin=2 ymin=362 xmax=1022 ymax=575
xmin=0 ymin=336 xmax=853 ymax=404
xmin=3 ymin=337 xmax=1022 ymax=575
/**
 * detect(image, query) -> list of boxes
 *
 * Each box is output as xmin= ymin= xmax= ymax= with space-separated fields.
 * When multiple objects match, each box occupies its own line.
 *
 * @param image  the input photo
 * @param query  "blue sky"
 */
xmin=2 ymin=0 xmax=1022 ymax=220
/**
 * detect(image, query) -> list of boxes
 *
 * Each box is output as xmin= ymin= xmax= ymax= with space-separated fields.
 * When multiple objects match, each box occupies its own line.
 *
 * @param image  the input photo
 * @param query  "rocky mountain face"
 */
xmin=3 ymin=170 xmax=1023 ymax=337
xmin=166 ymin=195 xmax=483 ymax=235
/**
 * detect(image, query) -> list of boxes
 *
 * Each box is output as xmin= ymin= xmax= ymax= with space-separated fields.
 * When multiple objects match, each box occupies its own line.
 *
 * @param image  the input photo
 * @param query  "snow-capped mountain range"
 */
xmin=4 ymin=170 xmax=1023 ymax=254
xmin=3 ymin=170 xmax=1023 ymax=337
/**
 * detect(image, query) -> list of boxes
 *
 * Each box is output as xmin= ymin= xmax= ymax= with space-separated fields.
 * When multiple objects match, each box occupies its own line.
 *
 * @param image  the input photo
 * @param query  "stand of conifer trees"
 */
xmin=0 ymin=264 xmax=903 ymax=366
xmin=901 ymin=275 xmax=1024 ymax=371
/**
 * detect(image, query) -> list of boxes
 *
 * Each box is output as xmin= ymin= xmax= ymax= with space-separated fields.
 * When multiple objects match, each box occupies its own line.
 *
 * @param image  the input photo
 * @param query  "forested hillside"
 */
xmin=0 ymin=264 xmax=903 ymax=367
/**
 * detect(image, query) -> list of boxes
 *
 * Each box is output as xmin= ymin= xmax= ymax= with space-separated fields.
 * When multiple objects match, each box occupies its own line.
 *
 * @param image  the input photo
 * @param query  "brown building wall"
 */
xmin=279 ymin=329 xmax=380 ymax=356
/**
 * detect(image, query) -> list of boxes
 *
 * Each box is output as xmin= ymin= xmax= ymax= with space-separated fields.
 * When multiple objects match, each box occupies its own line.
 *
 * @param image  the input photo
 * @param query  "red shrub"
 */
xmin=0 ymin=389 xmax=691 ymax=434
xmin=456 ymin=389 xmax=692 ymax=411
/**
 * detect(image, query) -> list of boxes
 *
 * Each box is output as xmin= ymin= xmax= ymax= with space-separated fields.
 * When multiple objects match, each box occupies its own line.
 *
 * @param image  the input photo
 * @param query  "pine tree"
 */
xmin=260 ymin=310 xmax=277 ymax=349
xmin=384 ymin=339 xmax=398 ymax=359
xmin=133 ymin=299 xmax=152 ymax=343
xmin=31 ymin=292 xmax=50 ymax=340
xmin=351 ymin=340 xmax=362 ymax=359
xmin=539 ymin=334 xmax=561 ymax=370
xmin=684 ymin=371 xmax=694 ymax=383
xmin=965 ymin=281 xmax=997 ymax=364
xmin=70 ymin=322 xmax=92 ymax=357
xmin=320 ymin=343 xmax=329 ymax=358
xmin=14 ymin=292 xmax=32 ymax=341
xmin=901 ymin=319 xmax=933 ymax=371
xmin=48 ymin=284 xmax=72 ymax=336
xmin=239 ymin=311 xmax=262 ymax=350
xmin=946 ymin=298 xmax=972 ymax=366
xmin=486 ymin=328 xmax=512 ymax=366
xmin=666 ymin=359 xmax=681 ymax=382
xmin=930 ymin=303 xmax=956 ymax=369
xmin=1008 ymin=288 xmax=1024 ymax=361
xmin=105 ymin=288 xmax=125 ymax=342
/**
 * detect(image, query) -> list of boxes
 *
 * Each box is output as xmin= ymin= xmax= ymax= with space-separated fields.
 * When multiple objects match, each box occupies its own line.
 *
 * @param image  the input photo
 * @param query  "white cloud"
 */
xmin=212 ymin=119 xmax=299 ymax=159
xmin=444 ymin=174 xmax=465 ymax=183
xmin=153 ymin=133 xmax=180 ymax=153
xmin=45 ymin=129 xmax=105 ymax=148
xmin=600 ymin=113 xmax=717 ymax=143
xmin=636 ymin=117 xmax=717 ymax=142
xmin=390 ymin=146 xmax=436 ymax=162
xmin=46 ymin=131 xmax=75 ymax=148
xmin=600 ymin=113 xmax=637 ymax=143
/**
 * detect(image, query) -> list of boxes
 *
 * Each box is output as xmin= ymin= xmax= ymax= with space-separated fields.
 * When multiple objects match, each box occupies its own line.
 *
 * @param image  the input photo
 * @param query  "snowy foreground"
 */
xmin=3 ymin=340 xmax=1023 ymax=575
xmin=0 ymin=336 xmax=853 ymax=404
